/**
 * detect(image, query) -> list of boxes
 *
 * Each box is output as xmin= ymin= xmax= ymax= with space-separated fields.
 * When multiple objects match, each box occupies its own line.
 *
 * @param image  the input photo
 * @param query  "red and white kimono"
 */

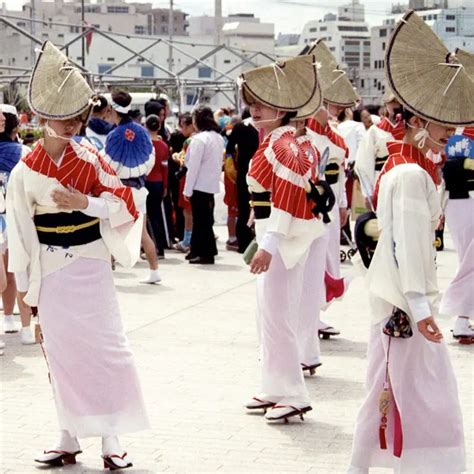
xmin=247 ymin=125 xmax=328 ymax=404
xmin=306 ymin=118 xmax=349 ymax=306
xmin=350 ymin=142 xmax=465 ymax=473
xmin=7 ymin=139 xmax=149 ymax=438
xmin=355 ymin=117 xmax=405 ymax=203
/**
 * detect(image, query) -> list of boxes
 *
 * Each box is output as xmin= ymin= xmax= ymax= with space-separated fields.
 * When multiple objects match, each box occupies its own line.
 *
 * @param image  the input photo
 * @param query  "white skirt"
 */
xmin=38 ymin=257 xmax=150 ymax=438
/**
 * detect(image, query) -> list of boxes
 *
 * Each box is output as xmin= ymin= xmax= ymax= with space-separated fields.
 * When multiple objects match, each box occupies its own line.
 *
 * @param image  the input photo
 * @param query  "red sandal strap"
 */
xmin=253 ymin=397 xmax=274 ymax=404
xmin=105 ymin=452 xmax=128 ymax=460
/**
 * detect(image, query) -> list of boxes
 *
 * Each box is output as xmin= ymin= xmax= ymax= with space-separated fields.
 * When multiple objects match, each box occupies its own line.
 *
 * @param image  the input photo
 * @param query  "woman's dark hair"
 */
xmin=192 ymin=106 xmax=220 ymax=133
xmin=281 ymin=110 xmax=297 ymax=126
xmin=353 ymin=109 xmax=362 ymax=122
xmin=146 ymin=114 xmax=161 ymax=132
xmin=402 ymin=107 xmax=415 ymax=127
xmin=337 ymin=109 xmax=346 ymax=123
xmin=241 ymin=107 xmax=251 ymax=120
xmin=93 ymin=95 xmax=108 ymax=114
xmin=179 ymin=112 xmax=193 ymax=127
xmin=144 ymin=99 xmax=164 ymax=118
xmin=0 ymin=112 xmax=19 ymax=140
xmin=111 ymin=90 xmax=132 ymax=119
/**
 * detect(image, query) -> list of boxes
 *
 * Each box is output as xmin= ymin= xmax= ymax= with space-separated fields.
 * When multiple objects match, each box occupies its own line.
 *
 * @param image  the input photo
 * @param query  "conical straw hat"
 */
xmin=28 ymin=41 xmax=95 ymax=120
xmin=240 ymin=55 xmax=319 ymax=111
xmin=307 ymin=40 xmax=360 ymax=108
xmin=455 ymin=48 xmax=474 ymax=80
xmin=385 ymin=10 xmax=474 ymax=126
xmin=382 ymin=87 xmax=398 ymax=104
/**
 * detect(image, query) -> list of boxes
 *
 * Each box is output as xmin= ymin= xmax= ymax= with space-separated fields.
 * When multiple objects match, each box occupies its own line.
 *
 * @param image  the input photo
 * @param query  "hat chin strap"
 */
xmin=407 ymin=121 xmax=444 ymax=150
xmin=45 ymin=121 xmax=72 ymax=142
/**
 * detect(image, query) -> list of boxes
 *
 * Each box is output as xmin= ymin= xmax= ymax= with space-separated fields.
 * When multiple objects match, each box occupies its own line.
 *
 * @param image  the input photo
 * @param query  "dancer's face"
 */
xmin=425 ymin=122 xmax=455 ymax=153
xmin=0 ymin=111 xmax=5 ymax=133
xmin=249 ymin=101 xmax=283 ymax=129
xmin=46 ymin=117 xmax=82 ymax=139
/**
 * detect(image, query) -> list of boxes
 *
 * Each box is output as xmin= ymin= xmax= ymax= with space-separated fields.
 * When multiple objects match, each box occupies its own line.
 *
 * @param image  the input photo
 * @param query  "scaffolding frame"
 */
xmin=0 ymin=14 xmax=278 ymax=110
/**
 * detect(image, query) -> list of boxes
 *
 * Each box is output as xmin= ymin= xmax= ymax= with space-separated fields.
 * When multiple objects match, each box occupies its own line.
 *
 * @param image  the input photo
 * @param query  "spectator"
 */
xmin=183 ymin=106 xmax=224 ymax=264
xmin=145 ymin=114 xmax=169 ymax=258
xmin=86 ymin=95 xmax=114 ymax=150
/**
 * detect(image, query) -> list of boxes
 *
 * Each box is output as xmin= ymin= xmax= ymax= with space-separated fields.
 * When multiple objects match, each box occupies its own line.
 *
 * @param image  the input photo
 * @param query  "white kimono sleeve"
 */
xmin=391 ymin=168 xmax=438 ymax=322
xmin=6 ymin=162 xmax=42 ymax=306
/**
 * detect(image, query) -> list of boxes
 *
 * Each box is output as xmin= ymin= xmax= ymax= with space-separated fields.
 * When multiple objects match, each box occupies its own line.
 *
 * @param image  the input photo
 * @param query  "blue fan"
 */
xmin=73 ymin=135 xmax=104 ymax=152
xmin=446 ymin=134 xmax=474 ymax=160
xmin=0 ymin=141 xmax=22 ymax=174
xmin=104 ymin=122 xmax=153 ymax=178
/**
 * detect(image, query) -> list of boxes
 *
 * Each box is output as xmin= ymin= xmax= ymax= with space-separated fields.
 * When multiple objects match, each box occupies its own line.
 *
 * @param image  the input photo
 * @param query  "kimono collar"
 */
xmin=377 ymin=117 xmax=405 ymax=141
xmin=386 ymin=141 xmax=441 ymax=186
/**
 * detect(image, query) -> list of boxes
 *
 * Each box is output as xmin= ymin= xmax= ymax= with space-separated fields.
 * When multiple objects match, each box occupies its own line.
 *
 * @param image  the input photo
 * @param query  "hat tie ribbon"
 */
xmin=438 ymin=62 xmax=464 ymax=96
xmin=332 ymin=69 xmax=346 ymax=85
xmin=57 ymin=65 xmax=76 ymax=94
xmin=271 ymin=62 xmax=286 ymax=90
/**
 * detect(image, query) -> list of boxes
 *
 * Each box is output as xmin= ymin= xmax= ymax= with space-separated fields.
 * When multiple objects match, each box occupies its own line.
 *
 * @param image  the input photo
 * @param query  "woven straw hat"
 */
xmin=382 ymin=87 xmax=398 ymax=104
xmin=455 ymin=48 xmax=474 ymax=80
xmin=307 ymin=40 xmax=359 ymax=108
xmin=385 ymin=10 xmax=474 ymax=126
xmin=240 ymin=55 xmax=319 ymax=111
xmin=294 ymin=82 xmax=323 ymax=119
xmin=28 ymin=41 xmax=95 ymax=121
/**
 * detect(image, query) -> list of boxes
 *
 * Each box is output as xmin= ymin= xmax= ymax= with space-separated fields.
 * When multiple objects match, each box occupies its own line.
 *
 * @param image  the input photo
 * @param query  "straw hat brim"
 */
xmin=307 ymin=40 xmax=360 ymax=108
xmin=385 ymin=10 xmax=474 ymax=126
xmin=294 ymin=82 xmax=323 ymax=120
xmin=28 ymin=41 xmax=94 ymax=121
xmin=241 ymin=54 xmax=318 ymax=111
xmin=455 ymin=48 xmax=474 ymax=81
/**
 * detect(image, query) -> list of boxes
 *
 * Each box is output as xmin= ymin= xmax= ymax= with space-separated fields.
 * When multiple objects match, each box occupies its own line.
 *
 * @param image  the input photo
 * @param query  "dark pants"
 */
xmin=145 ymin=181 xmax=167 ymax=256
xmin=190 ymin=190 xmax=217 ymax=259
xmin=236 ymin=179 xmax=254 ymax=253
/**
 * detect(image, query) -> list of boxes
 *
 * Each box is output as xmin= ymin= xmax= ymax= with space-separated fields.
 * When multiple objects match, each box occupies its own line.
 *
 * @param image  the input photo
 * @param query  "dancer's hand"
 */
xmin=250 ymin=249 xmax=272 ymax=274
xmin=51 ymin=187 xmax=88 ymax=210
xmin=417 ymin=316 xmax=443 ymax=343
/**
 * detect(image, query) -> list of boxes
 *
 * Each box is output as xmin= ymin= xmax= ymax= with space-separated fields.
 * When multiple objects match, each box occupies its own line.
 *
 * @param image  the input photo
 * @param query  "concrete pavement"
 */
xmin=0 ymin=227 xmax=472 ymax=473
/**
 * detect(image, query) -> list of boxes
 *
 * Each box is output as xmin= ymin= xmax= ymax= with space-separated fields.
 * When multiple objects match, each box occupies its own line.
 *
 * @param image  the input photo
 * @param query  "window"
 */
xmin=446 ymin=15 xmax=455 ymax=20
xmin=361 ymin=79 xmax=365 ymax=88
xmin=309 ymin=37 xmax=317 ymax=42
xmin=141 ymin=66 xmax=154 ymax=77
xmin=382 ymin=42 xmax=386 ymax=51
xmin=224 ymin=59 xmax=231 ymax=64
xmin=329 ymin=46 xmax=335 ymax=51
xmin=107 ymin=6 xmax=129 ymax=13
xmin=42 ymin=33 xmax=48 ymax=38
xmin=338 ymin=25 xmax=368 ymax=32
xmin=161 ymin=15 xmax=166 ymax=21
xmin=320 ymin=26 xmax=327 ymax=32
xmin=309 ymin=27 xmax=317 ymax=33
xmin=328 ymin=37 xmax=332 ymax=41
xmin=161 ymin=26 xmax=167 ymax=33
xmin=16 ymin=21 xmax=26 ymax=27
xmin=364 ymin=40 xmax=370 ymax=46
xmin=107 ymin=57 xmax=115 ymax=62
xmin=58 ymin=33 xmax=64 ymax=38
xmin=198 ymin=66 xmax=212 ymax=78
xmin=98 ymin=63 xmax=114 ymax=74
xmin=379 ymin=28 xmax=387 ymax=37
xmin=446 ymin=27 xmax=455 ymax=33
xmin=186 ymin=94 xmax=196 ymax=106
xmin=428 ymin=15 xmax=432 ymax=20
xmin=433 ymin=15 xmax=438 ymax=20
xmin=93 ymin=24 xmax=100 ymax=29
xmin=135 ymin=25 xmax=146 ymax=34
xmin=374 ymin=79 xmax=377 ymax=87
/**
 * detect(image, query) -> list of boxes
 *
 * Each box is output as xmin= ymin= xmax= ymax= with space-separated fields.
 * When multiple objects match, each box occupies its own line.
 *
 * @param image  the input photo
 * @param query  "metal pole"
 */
xmin=81 ymin=0 xmax=85 ymax=67
xmin=168 ymin=0 xmax=173 ymax=73
xmin=30 ymin=0 xmax=35 ymax=67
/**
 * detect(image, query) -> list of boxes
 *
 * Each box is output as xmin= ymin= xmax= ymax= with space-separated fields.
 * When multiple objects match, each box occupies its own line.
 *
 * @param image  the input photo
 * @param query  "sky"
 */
xmin=3 ymin=0 xmax=398 ymax=34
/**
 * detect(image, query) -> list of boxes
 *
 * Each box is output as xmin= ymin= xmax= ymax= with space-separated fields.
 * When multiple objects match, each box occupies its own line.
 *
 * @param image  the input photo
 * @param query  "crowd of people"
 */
xmin=0 ymin=8 xmax=473 ymax=472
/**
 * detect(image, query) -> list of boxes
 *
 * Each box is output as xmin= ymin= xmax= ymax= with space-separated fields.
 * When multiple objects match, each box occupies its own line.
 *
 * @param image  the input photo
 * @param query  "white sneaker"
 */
xmin=4 ymin=315 xmax=19 ymax=333
xmin=453 ymin=317 xmax=474 ymax=338
xmin=21 ymin=327 xmax=36 ymax=345
xmin=140 ymin=270 xmax=162 ymax=284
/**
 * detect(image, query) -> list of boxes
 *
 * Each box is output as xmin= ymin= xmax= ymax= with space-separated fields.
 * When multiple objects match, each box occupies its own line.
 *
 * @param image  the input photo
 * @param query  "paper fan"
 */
xmin=271 ymin=133 xmax=312 ymax=179
xmin=455 ymin=48 xmax=474 ymax=81
xmin=385 ymin=10 xmax=474 ymax=127
xmin=307 ymin=40 xmax=359 ymax=108
xmin=28 ymin=41 xmax=94 ymax=120
xmin=240 ymin=55 xmax=318 ymax=111
xmin=104 ymin=122 xmax=153 ymax=179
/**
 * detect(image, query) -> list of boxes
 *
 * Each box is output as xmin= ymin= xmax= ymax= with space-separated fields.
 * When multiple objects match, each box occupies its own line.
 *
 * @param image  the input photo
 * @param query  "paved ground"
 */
xmin=0 ymin=227 xmax=472 ymax=473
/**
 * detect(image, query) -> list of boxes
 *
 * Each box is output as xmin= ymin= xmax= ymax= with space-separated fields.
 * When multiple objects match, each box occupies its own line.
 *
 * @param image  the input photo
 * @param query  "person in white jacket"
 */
xmin=348 ymin=11 xmax=472 ymax=473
